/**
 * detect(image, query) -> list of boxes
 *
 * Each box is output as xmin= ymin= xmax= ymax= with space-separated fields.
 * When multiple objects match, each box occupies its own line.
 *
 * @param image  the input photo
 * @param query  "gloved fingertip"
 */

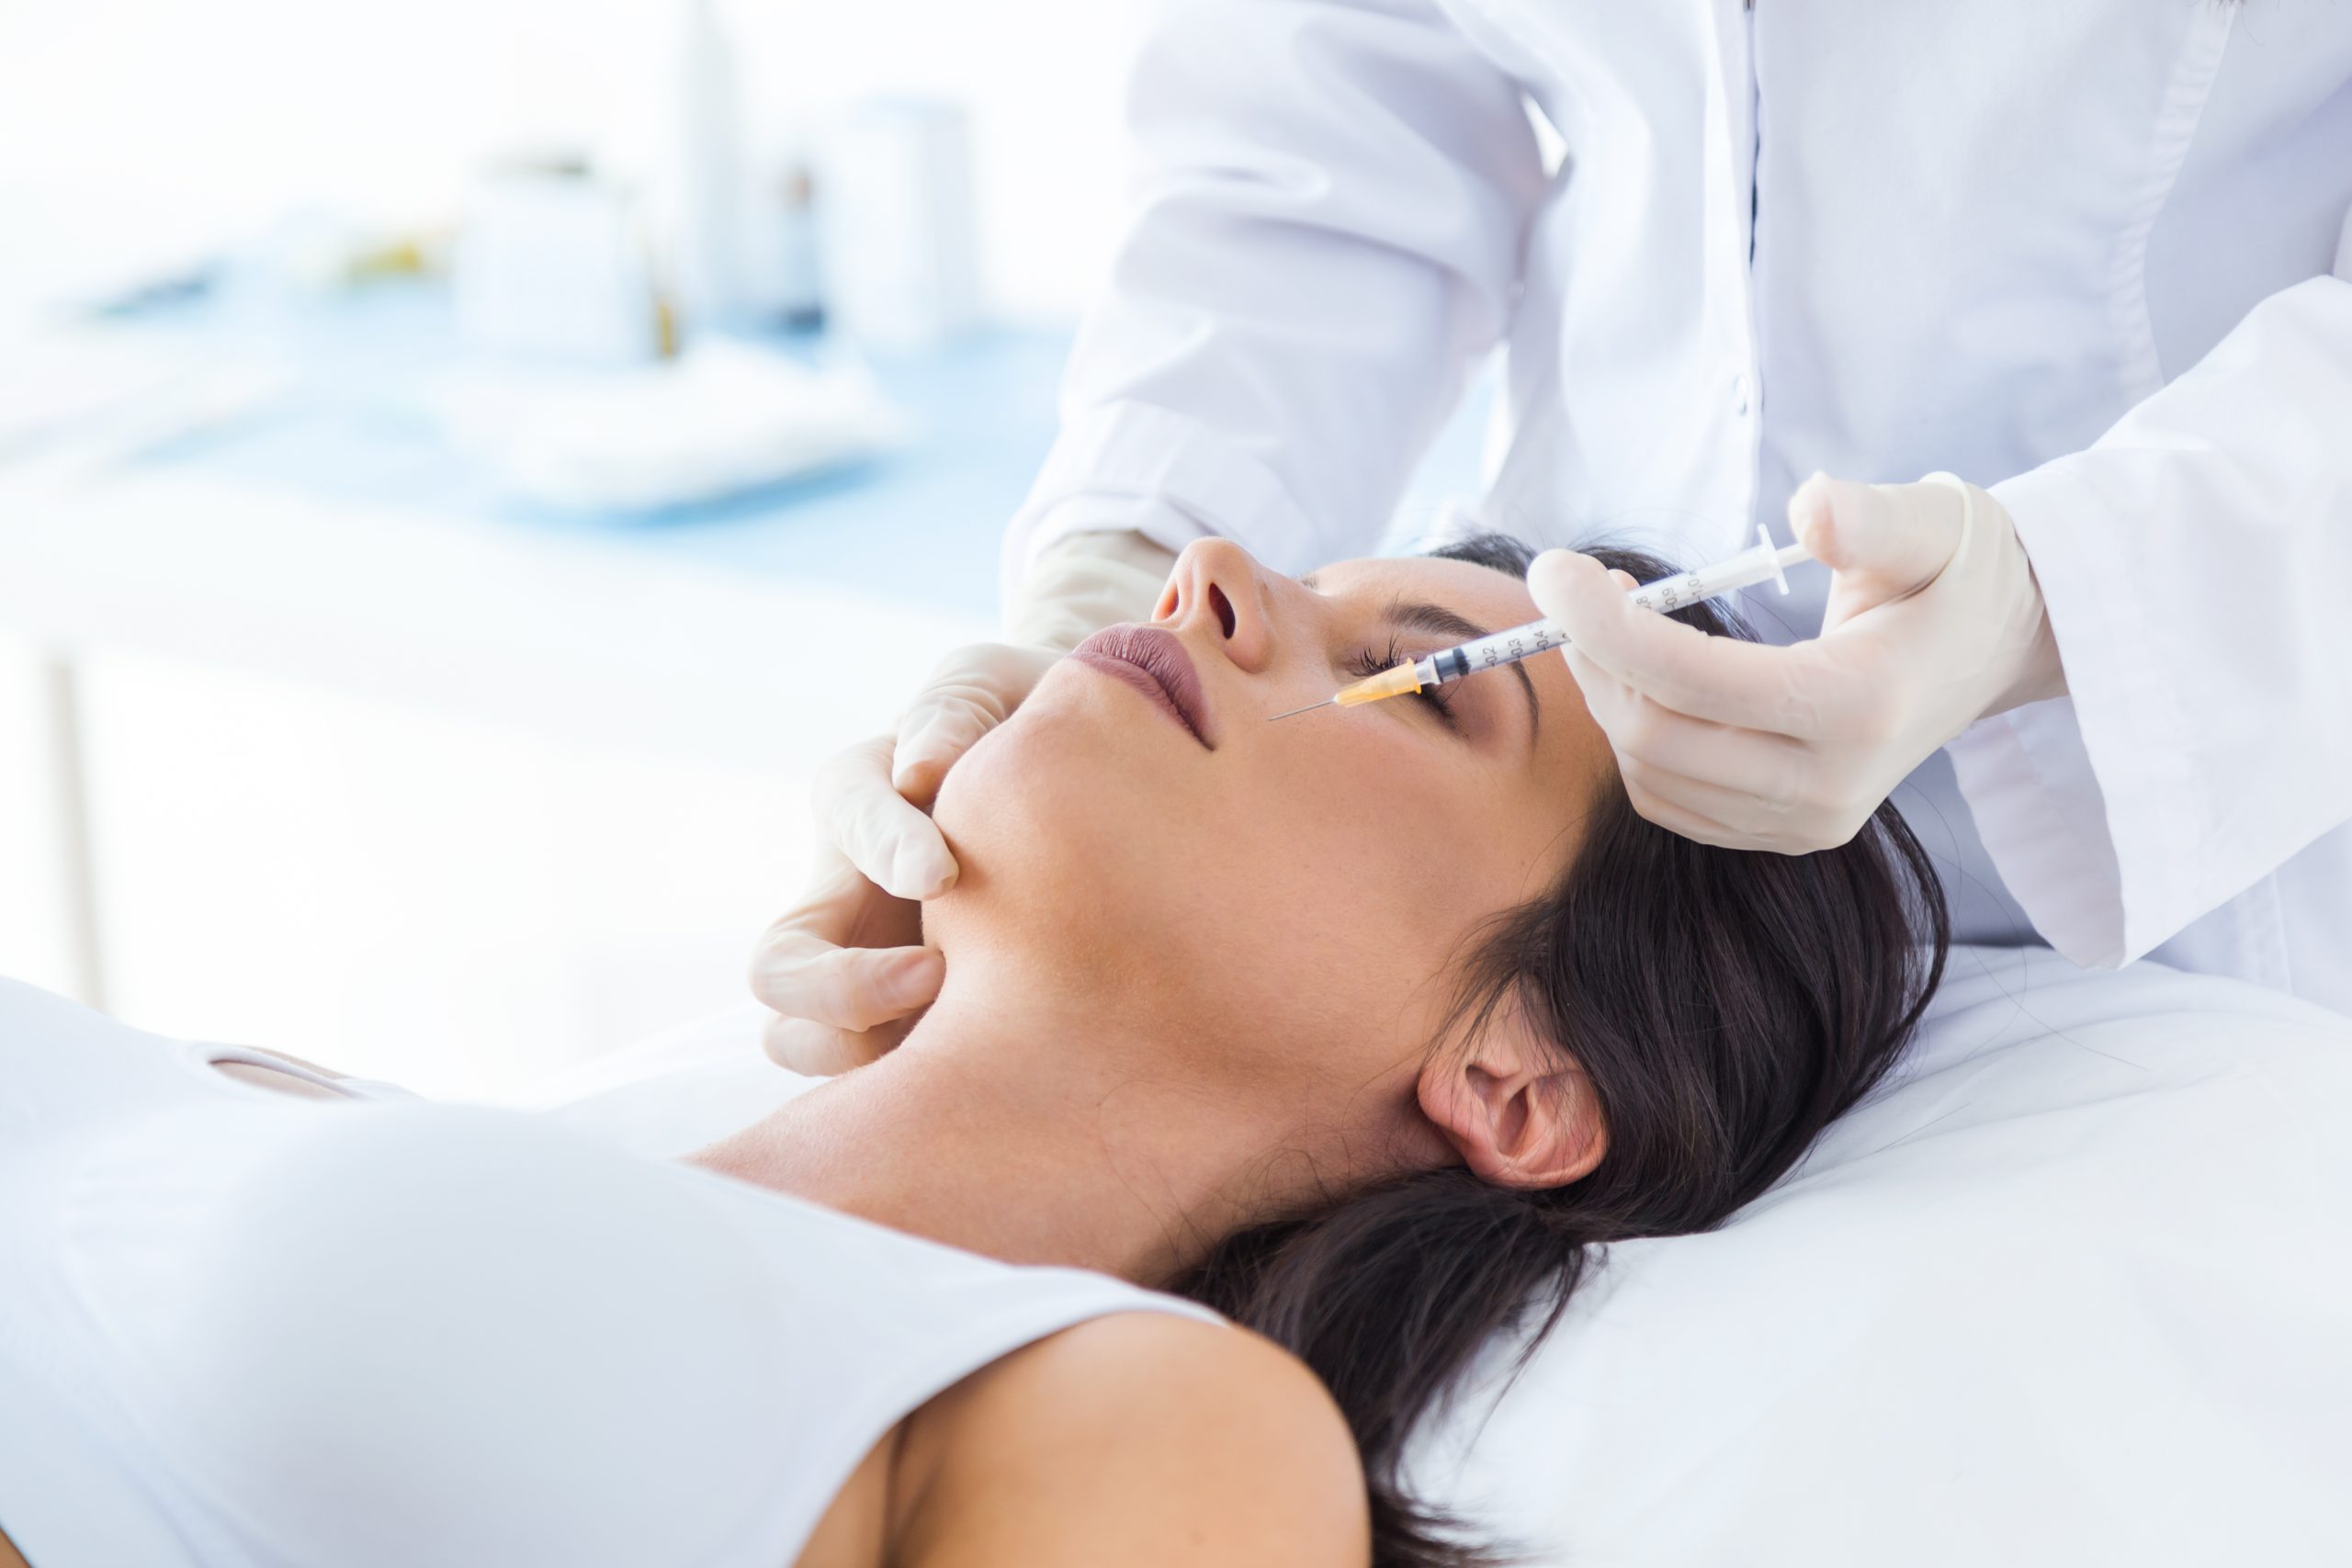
xmin=882 ymin=947 xmax=945 ymax=1010
xmin=1793 ymin=476 xmax=1874 ymax=568
xmin=889 ymin=726 xmax=936 ymax=784
xmin=888 ymin=839 xmax=959 ymax=900
xmin=763 ymin=1015 xmax=880 ymax=1077
xmin=1786 ymin=472 xmax=1833 ymax=539
xmin=893 ymin=728 xmax=965 ymax=806
xmin=760 ymin=1012 xmax=813 ymax=1071
xmin=1786 ymin=470 xmax=1829 ymax=517
xmin=1526 ymin=548 xmax=1604 ymax=614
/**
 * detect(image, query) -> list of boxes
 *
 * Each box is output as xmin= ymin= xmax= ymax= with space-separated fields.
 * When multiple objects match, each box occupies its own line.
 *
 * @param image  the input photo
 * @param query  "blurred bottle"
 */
xmin=739 ymin=150 xmax=826 ymax=333
xmin=657 ymin=0 xmax=753 ymax=333
xmin=453 ymin=156 xmax=663 ymax=365
xmin=774 ymin=160 xmax=826 ymax=332
xmin=820 ymin=97 xmax=981 ymax=352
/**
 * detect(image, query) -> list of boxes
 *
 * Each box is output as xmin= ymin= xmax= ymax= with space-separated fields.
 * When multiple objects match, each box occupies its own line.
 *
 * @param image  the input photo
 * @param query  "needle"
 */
xmin=1266 ymin=699 xmax=1334 ymax=722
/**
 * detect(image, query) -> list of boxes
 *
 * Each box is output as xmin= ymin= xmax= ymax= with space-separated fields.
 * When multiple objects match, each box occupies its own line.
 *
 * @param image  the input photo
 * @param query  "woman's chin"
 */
xmin=931 ymin=701 xmax=1194 ymax=950
xmin=939 ymin=691 xmax=1165 ymax=840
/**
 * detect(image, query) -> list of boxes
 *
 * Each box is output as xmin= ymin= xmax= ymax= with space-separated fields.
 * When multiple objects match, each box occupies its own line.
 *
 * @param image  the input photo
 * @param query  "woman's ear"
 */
xmin=1415 ymin=1012 xmax=1606 ymax=1190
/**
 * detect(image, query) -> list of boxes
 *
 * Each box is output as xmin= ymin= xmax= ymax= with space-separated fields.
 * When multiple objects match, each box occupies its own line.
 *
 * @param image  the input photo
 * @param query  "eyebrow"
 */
xmin=1383 ymin=596 xmax=1543 ymax=743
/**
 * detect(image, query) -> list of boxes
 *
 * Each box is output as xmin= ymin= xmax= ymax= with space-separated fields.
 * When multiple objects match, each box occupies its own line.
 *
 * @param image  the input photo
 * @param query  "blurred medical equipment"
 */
xmin=740 ymin=157 xmax=825 ymax=332
xmin=0 ymin=186 xmax=226 ymax=337
xmin=431 ymin=336 xmax=902 ymax=513
xmin=459 ymin=0 xmax=832 ymax=356
xmin=453 ymin=163 xmax=663 ymax=366
xmin=1268 ymin=524 xmax=1812 ymax=721
xmin=649 ymin=0 xmax=830 ymax=335
xmin=242 ymin=209 xmax=447 ymax=300
xmin=822 ymin=98 xmax=981 ymax=351
xmin=76 ymin=264 xmax=221 ymax=319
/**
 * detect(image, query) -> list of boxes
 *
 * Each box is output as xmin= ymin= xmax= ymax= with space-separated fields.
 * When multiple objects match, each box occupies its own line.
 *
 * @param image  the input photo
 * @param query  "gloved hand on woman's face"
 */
xmin=1527 ymin=474 xmax=2065 ymax=855
xmin=751 ymin=532 xmax=1179 ymax=1076
xmin=749 ymin=643 xmax=1057 ymax=1076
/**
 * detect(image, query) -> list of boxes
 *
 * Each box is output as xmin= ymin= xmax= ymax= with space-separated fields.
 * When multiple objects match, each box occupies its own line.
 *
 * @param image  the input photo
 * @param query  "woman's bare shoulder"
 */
xmin=900 ymin=1313 xmax=1369 ymax=1568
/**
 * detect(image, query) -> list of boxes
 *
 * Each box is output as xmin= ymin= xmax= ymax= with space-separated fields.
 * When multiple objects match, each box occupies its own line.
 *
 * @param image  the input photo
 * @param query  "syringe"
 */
xmin=1268 ymin=525 xmax=1812 ymax=722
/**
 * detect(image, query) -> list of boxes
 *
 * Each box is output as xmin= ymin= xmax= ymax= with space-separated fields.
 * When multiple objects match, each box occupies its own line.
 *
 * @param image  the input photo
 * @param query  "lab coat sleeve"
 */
xmin=1949 ymin=270 xmax=2352 ymax=973
xmin=1001 ymin=0 xmax=1547 ymax=607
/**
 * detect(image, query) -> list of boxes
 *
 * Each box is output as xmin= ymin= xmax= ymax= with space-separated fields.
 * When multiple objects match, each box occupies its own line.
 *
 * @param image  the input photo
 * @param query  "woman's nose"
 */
xmin=1154 ymin=538 xmax=1277 ymax=673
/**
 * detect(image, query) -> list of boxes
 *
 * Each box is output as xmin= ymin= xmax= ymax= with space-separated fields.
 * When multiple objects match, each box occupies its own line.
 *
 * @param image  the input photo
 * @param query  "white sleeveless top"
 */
xmin=0 ymin=978 xmax=1219 ymax=1568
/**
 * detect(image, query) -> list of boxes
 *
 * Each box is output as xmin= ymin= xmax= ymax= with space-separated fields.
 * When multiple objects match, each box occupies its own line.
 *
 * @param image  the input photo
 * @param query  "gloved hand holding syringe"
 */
xmin=1266 ymin=524 xmax=1814 ymax=723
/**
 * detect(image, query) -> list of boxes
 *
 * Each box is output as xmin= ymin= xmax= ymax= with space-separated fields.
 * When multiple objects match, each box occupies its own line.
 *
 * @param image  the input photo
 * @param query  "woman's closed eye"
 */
xmin=1350 ymin=638 xmax=1458 ymax=728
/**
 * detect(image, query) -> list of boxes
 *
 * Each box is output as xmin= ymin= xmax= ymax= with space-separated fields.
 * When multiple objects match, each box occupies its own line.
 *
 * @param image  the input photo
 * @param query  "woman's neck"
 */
xmin=685 ymin=974 xmax=1296 ymax=1285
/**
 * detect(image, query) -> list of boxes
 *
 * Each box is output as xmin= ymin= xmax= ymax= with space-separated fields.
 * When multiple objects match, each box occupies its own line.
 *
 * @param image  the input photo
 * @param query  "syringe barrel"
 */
xmin=1626 ymin=547 xmax=1770 ymax=612
xmin=1420 ymin=558 xmax=1747 ymax=684
xmin=1421 ymin=623 xmax=1569 ymax=686
xmin=1420 ymin=535 xmax=1802 ymax=690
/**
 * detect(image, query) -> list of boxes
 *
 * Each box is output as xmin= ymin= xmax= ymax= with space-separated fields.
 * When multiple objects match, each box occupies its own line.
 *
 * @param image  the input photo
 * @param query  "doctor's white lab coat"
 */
xmin=1004 ymin=0 xmax=2352 ymax=1015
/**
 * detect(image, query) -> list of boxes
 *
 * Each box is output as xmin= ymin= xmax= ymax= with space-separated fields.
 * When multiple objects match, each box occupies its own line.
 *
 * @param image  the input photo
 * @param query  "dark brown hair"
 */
xmin=1175 ymin=534 xmax=1951 ymax=1567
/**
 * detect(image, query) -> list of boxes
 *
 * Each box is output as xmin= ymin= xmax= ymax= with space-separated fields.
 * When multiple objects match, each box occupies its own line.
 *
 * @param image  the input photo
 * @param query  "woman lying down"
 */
xmin=0 ymin=534 xmax=1949 ymax=1568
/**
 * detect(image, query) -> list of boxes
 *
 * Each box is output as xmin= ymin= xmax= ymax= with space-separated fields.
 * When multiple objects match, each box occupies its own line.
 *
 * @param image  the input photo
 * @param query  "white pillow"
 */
xmin=1406 ymin=945 xmax=2352 ymax=1567
xmin=523 ymin=947 xmax=2352 ymax=1566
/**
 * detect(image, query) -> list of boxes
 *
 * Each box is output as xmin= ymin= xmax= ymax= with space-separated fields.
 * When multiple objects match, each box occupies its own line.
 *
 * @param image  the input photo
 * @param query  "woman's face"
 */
xmin=930 ymin=539 xmax=1614 ymax=1164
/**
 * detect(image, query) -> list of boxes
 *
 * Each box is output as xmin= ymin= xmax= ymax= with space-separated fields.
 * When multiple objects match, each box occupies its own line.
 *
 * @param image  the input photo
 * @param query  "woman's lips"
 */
xmin=1069 ymin=626 xmax=1215 ymax=749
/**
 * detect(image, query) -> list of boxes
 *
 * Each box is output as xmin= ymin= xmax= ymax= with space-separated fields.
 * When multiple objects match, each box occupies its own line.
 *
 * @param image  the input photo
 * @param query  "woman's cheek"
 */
xmin=1261 ymin=724 xmax=1481 ymax=885
xmin=1322 ymin=720 xmax=1465 ymax=821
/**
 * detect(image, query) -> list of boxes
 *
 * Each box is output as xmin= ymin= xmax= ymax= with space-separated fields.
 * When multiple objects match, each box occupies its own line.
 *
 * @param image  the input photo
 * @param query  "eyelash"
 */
xmin=1351 ymin=637 xmax=1457 ymax=727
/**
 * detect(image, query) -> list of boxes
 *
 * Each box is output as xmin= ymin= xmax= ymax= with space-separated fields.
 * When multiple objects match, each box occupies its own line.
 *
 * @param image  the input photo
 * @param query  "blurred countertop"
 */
xmin=0 ymin=287 xmax=1069 ymax=770
xmin=0 ymin=281 xmax=1487 ymax=773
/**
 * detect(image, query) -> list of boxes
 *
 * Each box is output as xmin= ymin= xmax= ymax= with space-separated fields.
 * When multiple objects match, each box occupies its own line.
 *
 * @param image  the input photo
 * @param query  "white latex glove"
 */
xmin=1528 ymin=472 xmax=2064 ymax=853
xmin=751 ymin=529 xmax=1179 ymax=1073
